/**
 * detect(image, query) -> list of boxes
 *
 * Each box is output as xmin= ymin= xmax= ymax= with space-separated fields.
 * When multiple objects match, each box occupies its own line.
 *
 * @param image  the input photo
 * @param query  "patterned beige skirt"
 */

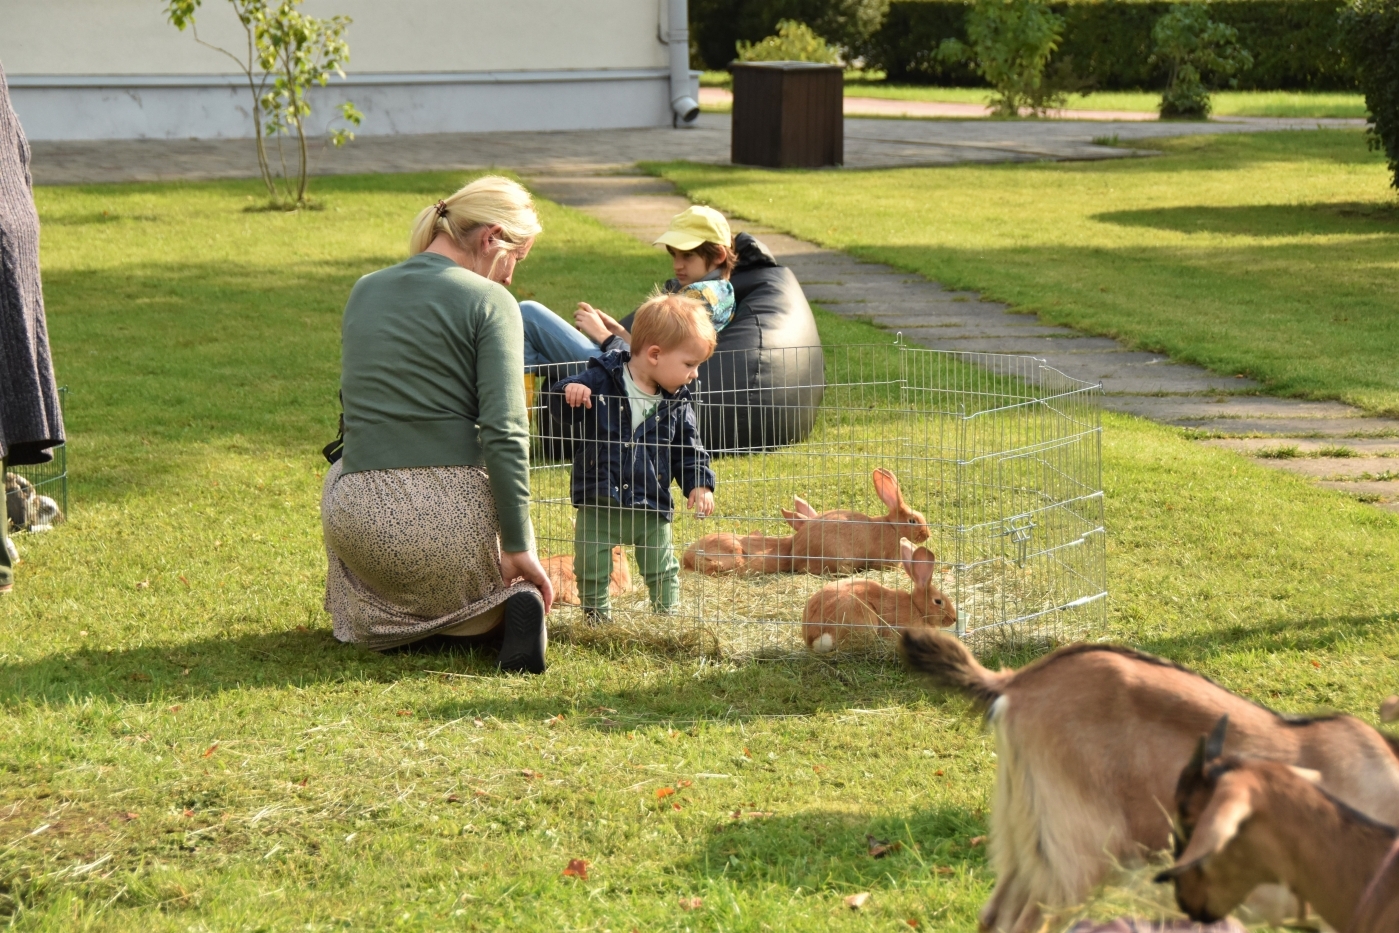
xmin=321 ymin=460 xmax=535 ymax=651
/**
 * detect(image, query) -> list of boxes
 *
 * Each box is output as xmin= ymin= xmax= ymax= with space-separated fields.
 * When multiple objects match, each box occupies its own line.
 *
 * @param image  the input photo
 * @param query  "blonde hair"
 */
xmin=631 ymin=291 xmax=718 ymax=356
xmin=408 ymin=175 xmax=543 ymax=268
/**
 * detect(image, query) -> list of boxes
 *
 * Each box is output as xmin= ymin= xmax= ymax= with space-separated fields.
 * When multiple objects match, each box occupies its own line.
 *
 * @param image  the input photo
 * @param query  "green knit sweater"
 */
xmin=339 ymin=251 xmax=533 ymax=552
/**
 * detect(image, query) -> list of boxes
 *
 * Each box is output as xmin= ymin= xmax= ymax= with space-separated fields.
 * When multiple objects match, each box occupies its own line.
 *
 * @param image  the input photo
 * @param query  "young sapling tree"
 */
xmin=1150 ymin=4 xmax=1252 ymax=119
xmin=164 ymin=0 xmax=362 ymax=208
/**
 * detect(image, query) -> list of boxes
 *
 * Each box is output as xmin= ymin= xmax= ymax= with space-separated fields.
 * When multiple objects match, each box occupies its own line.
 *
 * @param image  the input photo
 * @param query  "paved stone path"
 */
xmin=525 ymin=171 xmax=1399 ymax=513
xmin=31 ymin=112 xmax=1364 ymax=185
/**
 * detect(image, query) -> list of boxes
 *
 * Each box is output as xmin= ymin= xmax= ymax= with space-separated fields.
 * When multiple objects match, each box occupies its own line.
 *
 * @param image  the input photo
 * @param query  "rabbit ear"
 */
xmin=872 ymin=469 xmax=903 ymax=511
xmin=780 ymin=507 xmax=808 ymax=530
xmin=903 ymin=544 xmax=936 ymax=589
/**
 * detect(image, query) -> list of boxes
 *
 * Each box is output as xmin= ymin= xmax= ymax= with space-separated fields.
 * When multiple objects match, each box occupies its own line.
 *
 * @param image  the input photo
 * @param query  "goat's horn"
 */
xmin=1205 ymin=714 xmax=1229 ymax=760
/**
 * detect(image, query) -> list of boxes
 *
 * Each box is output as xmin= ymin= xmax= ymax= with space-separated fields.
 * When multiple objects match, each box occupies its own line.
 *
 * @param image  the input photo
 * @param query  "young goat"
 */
xmin=1158 ymin=719 xmax=1399 ymax=933
xmin=900 ymin=630 xmax=1399 ymax=933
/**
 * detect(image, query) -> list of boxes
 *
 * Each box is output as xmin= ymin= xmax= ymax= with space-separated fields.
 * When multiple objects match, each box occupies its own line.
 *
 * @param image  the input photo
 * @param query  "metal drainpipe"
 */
xmin=667 ymin=0 xmax=699 ymax=125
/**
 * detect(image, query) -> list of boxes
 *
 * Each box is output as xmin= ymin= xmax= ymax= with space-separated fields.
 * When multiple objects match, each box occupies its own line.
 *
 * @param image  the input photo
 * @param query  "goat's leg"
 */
xmin=1007 ymin=900 xmax=1045 ymax=933
xmin=978 ymin=871 xmax=1030 ymax=933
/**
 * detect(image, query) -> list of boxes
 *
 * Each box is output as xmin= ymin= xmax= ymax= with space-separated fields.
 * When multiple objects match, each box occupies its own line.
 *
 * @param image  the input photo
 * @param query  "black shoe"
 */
xmin=497 ymin=591 xmax=547 ymax=674
xmin=582 ymin=607 xmax=610 ymax=626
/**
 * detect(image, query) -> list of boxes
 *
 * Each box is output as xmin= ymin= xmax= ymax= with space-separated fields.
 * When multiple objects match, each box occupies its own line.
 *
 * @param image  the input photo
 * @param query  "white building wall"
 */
xmin=1 ymin=0 xmax=693 ymax=140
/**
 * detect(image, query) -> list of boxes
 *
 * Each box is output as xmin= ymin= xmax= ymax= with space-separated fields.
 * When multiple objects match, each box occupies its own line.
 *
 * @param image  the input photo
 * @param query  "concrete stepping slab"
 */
xmin=1203 ymin=438 xmax=1399 ymax=456
xmin=1250 ymin=457 xmax=1399 ymax=480
xmin=1316 ymin=479 xmax=1399 ymax=500
xmin=1168 ymin=417 xmax=1399 ymax=437
xmin=865 ymin=322 xmax=1087 ymax=339
xmin=1108 ymin=396 xmax=1361 ymax=421
xmin=1023 ymin=351 xmax=1259 ymax=393
xmin=917 ymin=335 xmax=1133 ymax=355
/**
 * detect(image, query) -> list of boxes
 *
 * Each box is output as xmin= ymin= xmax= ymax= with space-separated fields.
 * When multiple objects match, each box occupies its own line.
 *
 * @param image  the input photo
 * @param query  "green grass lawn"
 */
xmin=842 ymin=85 xmax=1370 ymax=119
xmin=2 ymin=168 xmax=1397 ymax=931
xmin=701 ymin=72 xmax=1367 ymax=118
xmin=655 ymin=131 xmax=1399 ymax=417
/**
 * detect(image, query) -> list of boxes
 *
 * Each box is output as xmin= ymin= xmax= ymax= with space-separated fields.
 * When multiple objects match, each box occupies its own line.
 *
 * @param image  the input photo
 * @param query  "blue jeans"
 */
xmin=519 ymin=300 xmax=603 ymax=369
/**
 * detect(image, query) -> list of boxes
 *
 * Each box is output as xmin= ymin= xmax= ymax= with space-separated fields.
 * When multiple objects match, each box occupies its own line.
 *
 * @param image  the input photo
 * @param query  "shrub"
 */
xmin=1150 ymin=4 xmax=1252 ymax=118
xmin=690 ymin=0 xmax=889 ymax=68
xmin=1339 ymin=0 xmax=1399 ymax=191
xmin=864 ymin=0 xmax=1356 ymax=90
xmin=937 ymin=0 xmax=1066 ymax=115
xmin=737 ymin=20 xmax=843 ymax=63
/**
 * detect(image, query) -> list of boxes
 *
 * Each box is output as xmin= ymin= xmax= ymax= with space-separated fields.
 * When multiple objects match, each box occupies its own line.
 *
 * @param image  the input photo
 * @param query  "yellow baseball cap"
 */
xmin=653 ymin=205 xmax=732 ymax=251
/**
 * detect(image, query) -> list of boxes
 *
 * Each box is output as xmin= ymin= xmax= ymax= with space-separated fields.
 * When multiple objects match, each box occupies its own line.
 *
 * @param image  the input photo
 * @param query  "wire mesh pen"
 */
xmin=528 ymin=342 xmax=1104 ymax=658
xmin=5 ymin=386 xmax=69 ymax=531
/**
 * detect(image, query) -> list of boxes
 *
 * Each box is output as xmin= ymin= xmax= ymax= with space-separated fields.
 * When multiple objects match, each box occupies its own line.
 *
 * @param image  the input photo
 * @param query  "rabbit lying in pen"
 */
xmin=542 ymin=547 xmax=632 ymax=609
xmin=5 ymin=472 xmax=63 ymax=532
xmin=684 ymin=469 xmax=931 ymax=577
xmin=802 ymin=537 xmax=955 ymax=652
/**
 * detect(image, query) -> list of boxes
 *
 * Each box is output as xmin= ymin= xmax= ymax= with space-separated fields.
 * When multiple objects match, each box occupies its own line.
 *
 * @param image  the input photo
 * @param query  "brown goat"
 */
xmin=1158 ymin=721 xmax=1399 ymax=933
xmin=1351 ymin=840 xmax=1399 ymax=933
xmin=900 ymin=630 xmax=1399 ymax=933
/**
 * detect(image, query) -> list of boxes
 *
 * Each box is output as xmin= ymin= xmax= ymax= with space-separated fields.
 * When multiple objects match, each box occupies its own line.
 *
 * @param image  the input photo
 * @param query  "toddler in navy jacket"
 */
xmin=548 ymin=293 xmax=717 ymax=619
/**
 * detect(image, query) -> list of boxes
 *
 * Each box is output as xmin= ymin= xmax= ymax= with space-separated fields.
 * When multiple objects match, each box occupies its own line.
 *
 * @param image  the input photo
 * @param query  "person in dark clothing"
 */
xmin=0 ymin=63 xmax=65 ymax=593
xmin=548 ymin=293 xmax=716 ymax=620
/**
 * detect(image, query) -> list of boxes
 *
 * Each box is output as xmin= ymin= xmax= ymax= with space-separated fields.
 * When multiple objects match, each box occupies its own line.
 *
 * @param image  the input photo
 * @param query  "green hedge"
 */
xmin=690 ymin=0 xmax=889 ymax=70
xmin=865 ymin=0 xmax=1358 ymax=90
xmin=1340 ymin=0 xmax=1399 ymax=190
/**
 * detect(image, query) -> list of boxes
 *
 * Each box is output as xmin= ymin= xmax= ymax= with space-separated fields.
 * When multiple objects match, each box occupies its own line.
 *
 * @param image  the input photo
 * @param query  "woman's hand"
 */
xmin=500 ymin=549 xmax=554 ymax=612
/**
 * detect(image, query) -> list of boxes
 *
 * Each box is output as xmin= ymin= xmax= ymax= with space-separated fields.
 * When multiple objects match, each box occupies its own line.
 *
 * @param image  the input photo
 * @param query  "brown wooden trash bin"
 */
xmin=730 ymin=61 xmax=843 ymax=168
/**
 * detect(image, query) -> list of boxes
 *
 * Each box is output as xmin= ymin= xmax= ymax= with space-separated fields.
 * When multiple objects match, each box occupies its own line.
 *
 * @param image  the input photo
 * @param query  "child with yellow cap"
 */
xmin=518 ymin=207 xmax=737 ymax=370
xmin=574 ymin=206 xmax=736 ymax=349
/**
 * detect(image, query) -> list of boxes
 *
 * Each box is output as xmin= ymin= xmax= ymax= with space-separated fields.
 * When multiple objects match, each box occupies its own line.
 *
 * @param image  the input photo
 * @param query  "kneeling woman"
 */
xmin=321 ymin=176 xmax=554 ymax=670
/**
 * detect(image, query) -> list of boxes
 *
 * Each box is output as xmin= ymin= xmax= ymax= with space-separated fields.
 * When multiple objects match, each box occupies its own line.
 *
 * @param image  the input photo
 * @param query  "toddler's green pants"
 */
xmin=575 ymin=505 xmax=678 ymax=615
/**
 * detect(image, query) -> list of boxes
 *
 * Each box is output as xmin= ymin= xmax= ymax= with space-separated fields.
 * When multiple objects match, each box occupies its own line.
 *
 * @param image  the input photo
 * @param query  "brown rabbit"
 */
xmin=543 ymin=547 xmax=632 ymax=608
xmin=802 ymin=538 xmax=955 ymax=653
xmin=682 ymin=496 xmax=817 ymax=574
xmin=789 ymin=469 xmax=931 ymax=575
xmin=683 ymin=529 xmax=794 ymax=574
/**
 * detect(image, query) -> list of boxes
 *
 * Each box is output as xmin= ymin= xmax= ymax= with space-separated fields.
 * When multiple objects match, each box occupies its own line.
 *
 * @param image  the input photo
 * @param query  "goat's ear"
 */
xmin=1185 ymin=733 xmax=1210 ymax=780
xmin=1205 ymin=714 xmax=1229 ymax=761
xmin=1288 ymin=766 xmax=1322 ymax=784
xmin=1156 ymin=778 xmax=1253 ymax=883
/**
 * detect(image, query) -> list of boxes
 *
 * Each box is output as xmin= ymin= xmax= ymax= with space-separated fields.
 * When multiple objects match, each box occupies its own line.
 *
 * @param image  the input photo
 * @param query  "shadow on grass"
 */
xmin=1134 ymin=611 xmax=1399 ymax=669
xmin=1092 ymin=202 xmax=1399 ymax=238
xmin=684 ymin=804 xmax=988 ymax=891
xmin=0 ymin=627 xmax=943 ymax=724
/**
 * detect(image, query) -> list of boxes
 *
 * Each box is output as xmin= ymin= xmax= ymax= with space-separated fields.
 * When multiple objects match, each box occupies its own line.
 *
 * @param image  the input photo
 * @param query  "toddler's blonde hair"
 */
xmin=631 ymin=291 xmax=718 ymax=357
xmin=408 ymin=176 xmax=542 ymax=272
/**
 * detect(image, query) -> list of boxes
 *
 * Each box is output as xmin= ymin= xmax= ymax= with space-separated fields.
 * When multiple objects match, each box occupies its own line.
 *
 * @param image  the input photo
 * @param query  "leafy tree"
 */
xmin=1339 ymin=0 xmax=1399 ymax=192
xmin=1149 ymin=4 xmax=1252 ymax=119
xmin=165 ymin=0 xmax=362 ymax=207
xmin=736 ymin=20 xmax=842 ymax=63
xmin=936 ymin=0 xmax=1067 ymax=117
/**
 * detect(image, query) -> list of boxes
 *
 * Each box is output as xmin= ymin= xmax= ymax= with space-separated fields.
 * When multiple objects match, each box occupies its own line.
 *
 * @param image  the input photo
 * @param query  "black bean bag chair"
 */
xmin=535 ymin=233 xmax=825 ymax=458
